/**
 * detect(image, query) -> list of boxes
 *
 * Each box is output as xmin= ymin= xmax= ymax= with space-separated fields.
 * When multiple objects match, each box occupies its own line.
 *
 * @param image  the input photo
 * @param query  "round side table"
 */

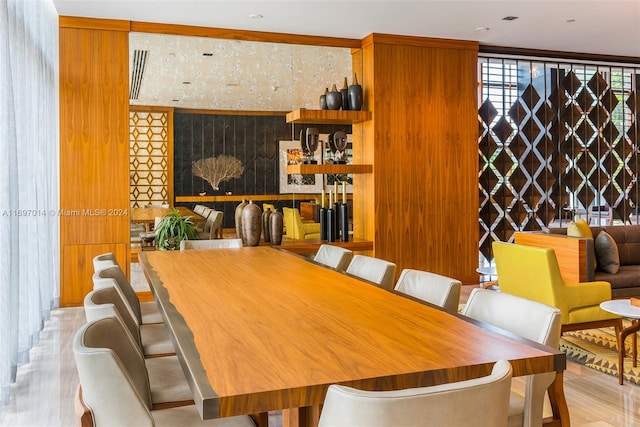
xmin=600 ymin=299 xmax=640 ymax=385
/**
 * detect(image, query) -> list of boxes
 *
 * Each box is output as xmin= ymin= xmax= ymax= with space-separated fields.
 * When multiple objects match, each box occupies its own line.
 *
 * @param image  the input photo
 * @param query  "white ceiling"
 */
xmin=54 ymin=0 xmax=640 ymax=109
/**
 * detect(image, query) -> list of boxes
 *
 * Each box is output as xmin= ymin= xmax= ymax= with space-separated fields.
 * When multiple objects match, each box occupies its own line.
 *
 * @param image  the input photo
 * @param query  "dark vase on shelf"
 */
xmin=319 ymin=87 xmax=329 ymax=110
xmin=348 ymin=73 xmax=363 ymax=111
xmin=326 ymin=207 xmax=336 ymax=242
xmin=326 ymin=84 xmax=342 ymax=110
xmin=340 ymin=77 xmax=349 ymax=110
xmin=269 ymin=210 xmax=284 ymax=245
xmin=241 ymin=201 xmax=262 ymax=246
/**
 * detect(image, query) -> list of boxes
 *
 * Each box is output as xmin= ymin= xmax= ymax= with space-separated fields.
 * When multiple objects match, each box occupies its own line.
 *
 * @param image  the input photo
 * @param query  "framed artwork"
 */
xmin=278 ymin=139 xmax=324 ymax=194
xmin=321 ymin=133 xmax=353 ymax=194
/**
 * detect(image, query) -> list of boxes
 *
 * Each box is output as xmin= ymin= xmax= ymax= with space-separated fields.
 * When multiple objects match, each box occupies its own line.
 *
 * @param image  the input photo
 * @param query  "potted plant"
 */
xmin=155 ymin=208 xmax=198 ymax=250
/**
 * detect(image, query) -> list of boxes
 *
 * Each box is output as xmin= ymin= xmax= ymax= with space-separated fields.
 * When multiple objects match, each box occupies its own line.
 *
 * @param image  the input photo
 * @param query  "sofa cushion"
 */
xmin=595 ymin=265 xmax=640 ymax=291
xmin=597 ymin=225 xmax=640 ymax=266
xmin=567 ymin=219 xmax=592 ymax=238
xmin=594 ymin=231 xmax=619 ymax=274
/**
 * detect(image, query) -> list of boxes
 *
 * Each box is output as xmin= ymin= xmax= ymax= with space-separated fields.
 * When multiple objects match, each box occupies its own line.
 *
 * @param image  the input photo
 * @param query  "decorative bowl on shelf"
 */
xmin=199 ymin=192 xmax=206 ymax=196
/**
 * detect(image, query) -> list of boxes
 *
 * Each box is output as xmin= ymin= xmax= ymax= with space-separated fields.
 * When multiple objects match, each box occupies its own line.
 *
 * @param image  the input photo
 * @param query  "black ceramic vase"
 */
xmin=348 ymin=74 xmax=363 ymax=111
xmin=241 ymin=201 xmax=262 ymax=246
xmin=340 ymin=77 xmax=349 ymax=110
xmin=326 ymin=84 xmax=342 ymax=110
xmin=319 ymin=88 xmax=329 ymax=110
xmin=269 ymin=210 xmax=284 ymax=245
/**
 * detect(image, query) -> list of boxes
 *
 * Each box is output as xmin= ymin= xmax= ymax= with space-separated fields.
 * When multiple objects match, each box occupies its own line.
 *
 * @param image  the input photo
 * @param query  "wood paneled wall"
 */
xmin=59 ymin=18 xmax=131 ymax=306
xmin=357 ymin=34 xmax=479 ymax=284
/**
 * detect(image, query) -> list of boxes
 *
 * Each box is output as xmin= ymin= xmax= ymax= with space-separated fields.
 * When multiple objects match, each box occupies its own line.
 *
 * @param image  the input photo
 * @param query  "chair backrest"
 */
xmin=462 ymin=287 xmax=562 ymax=427
xmin=210 ymin=210 xmax=224 ymax=238
xmin=263 ymin=203 xmax=275 ymax=213
xmin=193 ymin=204 xmax=206 ymax=215
xmin=92 ymin=252 xmax=119 ymax=272
xmin=314 ymin=244 xmax=354 ymax=272
xmin=346 ymin=255 xmax=397 ymax=290
xmin=282 ymin=207 xmax=297 ymax=238
xmin=84 ymin=285 xmax=142 ymax=349
xmin=318 ymin=359 xmax=512 ymax=427
xmin=92 ymin=265 xmax=142 ymax=325
xmin=492 ymin=241 xmax=565 ymax=316
xmin=180 ymin=238 xmax=243 ymax=250
xmin=394 ymin=269 xmax=462 ymax=314
xmin=73 ymin=316 xmax=154 ymax=427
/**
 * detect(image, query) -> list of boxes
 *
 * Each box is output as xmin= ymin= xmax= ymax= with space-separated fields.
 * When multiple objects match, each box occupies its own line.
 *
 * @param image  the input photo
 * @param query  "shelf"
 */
xmin=286 ymin=164 xmax=372 ymax=174
xmin=285 ymin=109 xmax=371 ymax=124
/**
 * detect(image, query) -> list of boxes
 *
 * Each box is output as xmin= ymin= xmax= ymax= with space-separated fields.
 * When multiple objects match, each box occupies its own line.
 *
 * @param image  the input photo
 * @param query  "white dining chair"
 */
xmin=462 ymin=288 xmax=562 ymax=427
xmin=394 ymin=269 xmax=462 ymax=314
xmin=74 ymin=316 xmax=255 ymax=427
xmin=318 ymin=359 xmax=512 ymax=427
xmin=313 ymin=244 xmax=353 ymax=272
xmin=346 ymin=255 xmax=397 ymax=290
xmin=92 ymin=252 xmax=120 ymax=272
xmin=84 ymin=285 xmax=174 ymax=357
xmin=93 ymin=264 xmax=164 ymax=325
xmin=180 ymin=238 xmax=243 ymax=250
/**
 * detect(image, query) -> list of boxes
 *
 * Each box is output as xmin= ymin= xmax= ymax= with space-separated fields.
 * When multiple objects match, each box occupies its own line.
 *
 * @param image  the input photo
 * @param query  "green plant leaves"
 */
xmin=155 ymin=208 xmax=198 ymax=250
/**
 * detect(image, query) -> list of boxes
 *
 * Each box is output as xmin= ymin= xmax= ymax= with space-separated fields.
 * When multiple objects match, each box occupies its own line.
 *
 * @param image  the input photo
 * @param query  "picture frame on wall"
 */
xmin=278 ymin=139 xmax=324 ymax=194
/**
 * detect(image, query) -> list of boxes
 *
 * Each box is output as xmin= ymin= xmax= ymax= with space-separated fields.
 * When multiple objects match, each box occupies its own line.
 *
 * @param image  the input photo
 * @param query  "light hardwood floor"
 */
xmin=1 ymin=287 xmax=639 ymax=426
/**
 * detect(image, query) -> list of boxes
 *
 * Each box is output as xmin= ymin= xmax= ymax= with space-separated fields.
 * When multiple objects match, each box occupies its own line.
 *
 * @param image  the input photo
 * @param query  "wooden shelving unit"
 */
xmin=286 ymin=108 xmax=371 ymax=124
xmin=286 ymin=164 xmax=372 ymax=174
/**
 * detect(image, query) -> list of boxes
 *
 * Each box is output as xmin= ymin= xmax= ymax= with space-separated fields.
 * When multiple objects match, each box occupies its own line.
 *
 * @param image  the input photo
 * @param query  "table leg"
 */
xmin=617 ymin=319 xmax=640 ymax=385
xmin=282 ymin=406 xmax=321 ymax=427
xmin=546 ymin=371 xmax=570 ymax=427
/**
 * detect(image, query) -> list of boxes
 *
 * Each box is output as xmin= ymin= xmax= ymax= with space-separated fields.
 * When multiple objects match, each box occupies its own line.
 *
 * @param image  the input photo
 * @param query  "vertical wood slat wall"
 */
xmin=59 ymin=18 xmax=130 ymax=306
xmin=357 ymin=35 xmax=480 ymax=284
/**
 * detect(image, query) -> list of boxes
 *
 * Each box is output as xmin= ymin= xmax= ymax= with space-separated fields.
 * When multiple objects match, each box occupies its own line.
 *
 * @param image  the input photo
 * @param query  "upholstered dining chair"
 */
xmin=198 ymin=210 xmax=224 ymax=239
xmin=318 ymin=359 xmax=512 ymax=427
xmin=74 ymin=316 xmax=256 ymax=427
xmin=84 ymin=285 xmax=174 ymax=357
xmin=492 ymin=241 xmax=621 ymax=335
xmin=282 ymin=207 xmax=321 ymax=239
xmin=180 ymin=238 xmax=243 ymax=250
xmin=462 ymin=288 xmax=561 ymax=427
xmin=92 ymin=252 xmax=120 ymax=272
xmin=79 ymin=302 xmax=193 ymax=408
xmin=313 ymin=244 xmax=353 ymax=272
xmin=393 ymin=269 xmax=462 ymax=314
xmin=346 ymin=254 xmax=397 ymax=290
xmin=93 ymin=264 xmax=164 ymax=325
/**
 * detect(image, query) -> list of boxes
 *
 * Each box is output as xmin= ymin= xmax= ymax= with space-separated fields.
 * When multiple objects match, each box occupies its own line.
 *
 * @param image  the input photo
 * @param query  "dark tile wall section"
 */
xmin=174 ymin=112 xmax=350 ymax=228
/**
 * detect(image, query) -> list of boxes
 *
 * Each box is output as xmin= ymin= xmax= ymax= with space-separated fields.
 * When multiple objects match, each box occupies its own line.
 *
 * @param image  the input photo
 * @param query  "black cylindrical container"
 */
xmin=320 ymin=207 xmax=328 ymax=240
xmin=326 ymin=208 xmax=336 ymax=242
xmin=340 ymin=203 xmax=349 ymax=242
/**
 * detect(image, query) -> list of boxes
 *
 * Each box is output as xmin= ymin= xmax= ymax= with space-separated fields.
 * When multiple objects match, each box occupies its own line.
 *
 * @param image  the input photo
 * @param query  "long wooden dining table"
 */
xmin=131 ymin=206 xmax=205 ymax=231
xmin=139 ymin=247 xmax=569 ymax=427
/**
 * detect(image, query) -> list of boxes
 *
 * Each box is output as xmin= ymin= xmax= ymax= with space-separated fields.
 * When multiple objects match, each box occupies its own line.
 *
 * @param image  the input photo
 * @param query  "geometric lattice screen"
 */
xmin=478 ymin=56 xmax=640 ymax=264
xmin=129 ymin=111 xmax=169 ymax=208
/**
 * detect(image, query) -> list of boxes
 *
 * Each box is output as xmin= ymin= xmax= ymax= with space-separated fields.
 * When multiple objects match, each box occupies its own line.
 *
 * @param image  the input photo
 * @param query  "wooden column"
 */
xmin=355 ymin=34 xmax=479 ymax=284
xmin=59 ymin=18 xmax=131 ymax=306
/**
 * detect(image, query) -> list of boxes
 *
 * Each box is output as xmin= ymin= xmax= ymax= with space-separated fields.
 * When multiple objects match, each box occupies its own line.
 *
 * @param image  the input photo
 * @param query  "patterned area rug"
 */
xmin=560 ymin=325 xmax=640 ymax=384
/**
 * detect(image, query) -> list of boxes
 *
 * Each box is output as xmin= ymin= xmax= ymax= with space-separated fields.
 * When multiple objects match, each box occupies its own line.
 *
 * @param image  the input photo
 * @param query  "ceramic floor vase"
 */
xmin=242 ymin=201 xmax=262 ymax=246
xmin=269 ymin=210 xmax=284 ymax=245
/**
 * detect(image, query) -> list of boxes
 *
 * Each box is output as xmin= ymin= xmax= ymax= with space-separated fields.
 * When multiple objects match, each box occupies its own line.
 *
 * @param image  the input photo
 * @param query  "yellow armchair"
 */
xmin=282 ymin=207 xmax=321 ymax=239
xmin=492 ymin=241 xmax=621 ymax=334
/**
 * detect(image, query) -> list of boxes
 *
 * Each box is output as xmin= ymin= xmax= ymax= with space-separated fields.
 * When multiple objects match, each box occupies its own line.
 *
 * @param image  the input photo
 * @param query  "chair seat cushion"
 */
xmin=152 ymin=406 xmax=255 ymax=427
xmin=567 ymin=305 xmax=619 ymax=325
xmin=146 ymin=355 xmax=193 ymax=404
xmin=140 ymin=324 xmax=175 ymax=356
xmin=141 ymin=301 xmax=164 ymax=324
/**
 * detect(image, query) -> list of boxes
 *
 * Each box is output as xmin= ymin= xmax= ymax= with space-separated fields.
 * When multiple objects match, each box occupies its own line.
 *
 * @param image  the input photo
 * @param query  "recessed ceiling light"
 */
xmin=502 ymin=16 xmax=519 ymax=21
xmin=182 ymin=81 xmax=191 ymax=85
xmin=203 ymin=53 xmax=213 ymax=57
xmin=566 ymin=19 xmax=576 ymax=23
xmin=172 ymin=99 xmax=180 ymax=102
xmin=248 ymin=13 xmax=263 ymax=19
xmin=475 ymin=27 xmax=490 ymax=32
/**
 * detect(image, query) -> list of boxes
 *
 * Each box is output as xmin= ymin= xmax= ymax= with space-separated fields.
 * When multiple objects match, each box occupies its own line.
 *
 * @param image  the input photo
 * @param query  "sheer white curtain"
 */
xmin=0 ymin=0 xmax=59 ymax=405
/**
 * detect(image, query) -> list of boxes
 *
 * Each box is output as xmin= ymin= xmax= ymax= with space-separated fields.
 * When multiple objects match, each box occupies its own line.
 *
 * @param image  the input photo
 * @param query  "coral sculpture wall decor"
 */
xmin=192 ymin=155 xmax=244 ymax=191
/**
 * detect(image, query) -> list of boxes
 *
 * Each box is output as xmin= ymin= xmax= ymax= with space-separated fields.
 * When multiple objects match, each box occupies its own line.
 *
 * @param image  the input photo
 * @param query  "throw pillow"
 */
xmin=567 ymin=218 xmax=593 ymax=238
xmin=595 ymin=231 xmax=620 ymax=274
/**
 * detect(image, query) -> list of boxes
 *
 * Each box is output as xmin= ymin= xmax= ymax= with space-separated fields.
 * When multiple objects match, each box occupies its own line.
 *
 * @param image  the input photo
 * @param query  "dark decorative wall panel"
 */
xmin=479 ymin=57 xmax=640 ymax=264
xmin=173 ymin=112 xmax=349 ymax=227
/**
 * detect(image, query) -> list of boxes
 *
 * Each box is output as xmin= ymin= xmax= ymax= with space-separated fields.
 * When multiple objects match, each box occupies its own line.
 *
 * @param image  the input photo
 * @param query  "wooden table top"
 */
xmin=277 ymin=237 xmax=373 ymax=254
xmin=140 ymin=247 xmax=565 ymax=421
xmin=131 ymin=206 xmax=205 ymax=224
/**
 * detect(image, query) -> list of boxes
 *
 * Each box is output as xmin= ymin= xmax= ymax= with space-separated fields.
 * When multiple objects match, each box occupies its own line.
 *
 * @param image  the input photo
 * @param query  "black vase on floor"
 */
xmin=241 ymin=201 xmax=262 ymax=246
xmin=269 ymin=210 xmax=284 ymax=245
